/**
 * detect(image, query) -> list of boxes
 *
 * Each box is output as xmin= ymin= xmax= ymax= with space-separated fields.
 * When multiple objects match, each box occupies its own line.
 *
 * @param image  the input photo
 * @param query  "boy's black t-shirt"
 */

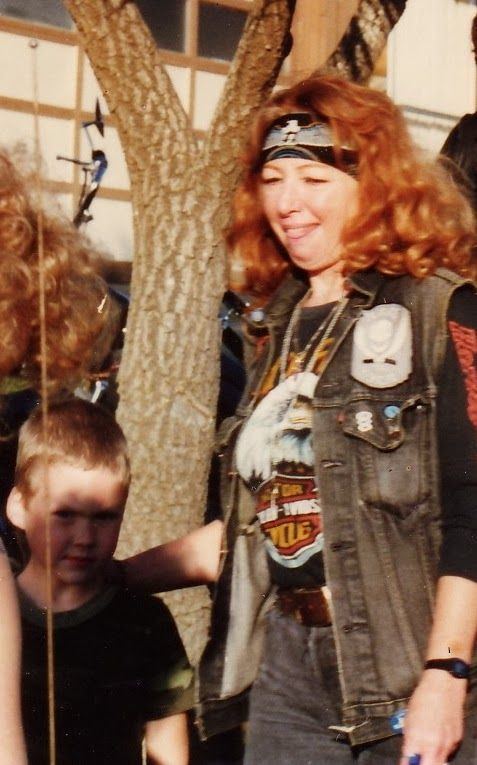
xmin=20 ymin=585 xmax=193 ymax=765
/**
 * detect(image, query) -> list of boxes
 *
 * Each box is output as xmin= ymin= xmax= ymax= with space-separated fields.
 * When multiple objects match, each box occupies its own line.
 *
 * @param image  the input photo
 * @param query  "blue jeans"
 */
xmin=244 ymin=607 xmax=477 ymax=765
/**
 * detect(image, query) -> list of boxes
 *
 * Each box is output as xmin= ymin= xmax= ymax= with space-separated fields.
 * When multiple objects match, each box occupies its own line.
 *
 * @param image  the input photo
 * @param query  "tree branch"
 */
xmin=319 ymin=0 xmax=407 ymax=83
xmin=202 ymin=0 xmax=296 ymax=227
xmin=63 ymin=0 xmax=196 ymax=188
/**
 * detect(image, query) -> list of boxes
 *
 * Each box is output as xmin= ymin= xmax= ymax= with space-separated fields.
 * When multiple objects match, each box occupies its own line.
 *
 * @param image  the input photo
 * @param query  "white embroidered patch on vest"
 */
xmin=351 ymin=304 xmax=412 ymax=389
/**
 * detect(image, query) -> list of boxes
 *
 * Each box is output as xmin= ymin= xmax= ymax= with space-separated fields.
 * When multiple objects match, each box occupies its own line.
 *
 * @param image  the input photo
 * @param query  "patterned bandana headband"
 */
xmin=261 ymin=112 xmax=358 ymax=175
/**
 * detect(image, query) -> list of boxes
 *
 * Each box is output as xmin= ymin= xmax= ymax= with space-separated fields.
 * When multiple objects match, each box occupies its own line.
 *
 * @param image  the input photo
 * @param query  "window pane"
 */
xmin=0 ymin=0 xmax=72 ymax=28
xmin=136 ymin=0 xmax=186 ymax=53
xmin=198 ymin=3 xmax=247 ymax=62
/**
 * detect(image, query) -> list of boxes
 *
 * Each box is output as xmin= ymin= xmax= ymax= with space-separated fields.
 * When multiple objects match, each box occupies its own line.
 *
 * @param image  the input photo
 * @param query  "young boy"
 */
xmin=7 ymin=399 xmax=193 ymax=765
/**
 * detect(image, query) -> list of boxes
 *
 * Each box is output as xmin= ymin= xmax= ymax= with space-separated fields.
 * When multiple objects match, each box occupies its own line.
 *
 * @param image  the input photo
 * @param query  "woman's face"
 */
xmin=258 ymin=157 xmax=359 ymax=276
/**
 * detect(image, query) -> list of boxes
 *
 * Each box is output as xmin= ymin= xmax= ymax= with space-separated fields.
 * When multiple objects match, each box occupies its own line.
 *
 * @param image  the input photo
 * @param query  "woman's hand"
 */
xmin=400 ymin=669 xmax=467 ymax=765
xmin=398 ymin=575 xmax=477 ymax=764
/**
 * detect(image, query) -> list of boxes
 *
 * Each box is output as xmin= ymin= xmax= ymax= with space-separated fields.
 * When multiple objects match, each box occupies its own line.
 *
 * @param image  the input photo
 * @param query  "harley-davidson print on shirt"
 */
xmin=236 ymin=302 xmax=337 ymax=586
xmin=236 ymin=371 xmax=323 ymax=573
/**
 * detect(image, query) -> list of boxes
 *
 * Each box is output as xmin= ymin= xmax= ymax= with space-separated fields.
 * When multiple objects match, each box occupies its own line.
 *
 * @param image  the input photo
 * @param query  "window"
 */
xmin=136 ymin=0 xmax=187 ymax=53
xmin=0 ymin=0 xmax=72 ymax=28
xmin=198 ymin=2 xmax=247 ymax=61
xmin=0 ymin=0 xmax=261 ymax=263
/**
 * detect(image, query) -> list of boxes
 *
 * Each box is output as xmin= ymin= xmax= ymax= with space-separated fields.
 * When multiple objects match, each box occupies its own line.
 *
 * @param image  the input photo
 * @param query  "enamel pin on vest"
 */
xmin=351 ymin=304 xmax=413 ymax=389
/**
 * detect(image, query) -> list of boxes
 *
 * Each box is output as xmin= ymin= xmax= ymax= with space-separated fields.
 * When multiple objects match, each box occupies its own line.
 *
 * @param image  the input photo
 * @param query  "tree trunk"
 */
xmin=63 ymin=0 xmax=296 ymax=660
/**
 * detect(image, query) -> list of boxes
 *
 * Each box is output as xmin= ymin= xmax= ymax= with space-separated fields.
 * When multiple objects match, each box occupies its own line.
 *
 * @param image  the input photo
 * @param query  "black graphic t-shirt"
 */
xmin=236 ymin=288 xmax=477 ymax=587
xmin=236 ymin=303 xmax=334 ymax=586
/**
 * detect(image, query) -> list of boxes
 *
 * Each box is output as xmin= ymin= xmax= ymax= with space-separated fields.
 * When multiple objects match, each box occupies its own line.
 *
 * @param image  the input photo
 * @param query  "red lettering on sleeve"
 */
xmin=449 ymin=320 xmax=477 ymax=428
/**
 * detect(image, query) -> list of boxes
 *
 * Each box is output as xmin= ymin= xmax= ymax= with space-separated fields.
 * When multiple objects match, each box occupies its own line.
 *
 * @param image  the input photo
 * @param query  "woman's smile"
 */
xmin=282 ymin=223 xmax=317 ymax=240
xmin=259 ymin=157 xmax=359 ymax=275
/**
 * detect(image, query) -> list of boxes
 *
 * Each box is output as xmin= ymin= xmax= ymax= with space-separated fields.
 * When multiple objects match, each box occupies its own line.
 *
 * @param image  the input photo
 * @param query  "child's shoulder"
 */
xmin=111 ymin=587 xmax=184 ymax=641
xmin=114 ymin=586 xmax=174 ymax=618
xmin=111 ymin=588 xmax=193 ymax=701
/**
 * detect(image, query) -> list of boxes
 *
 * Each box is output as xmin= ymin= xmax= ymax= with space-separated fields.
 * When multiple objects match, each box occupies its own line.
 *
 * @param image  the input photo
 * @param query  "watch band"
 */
xmin=424 ymin=658 xmax=470 ymax=679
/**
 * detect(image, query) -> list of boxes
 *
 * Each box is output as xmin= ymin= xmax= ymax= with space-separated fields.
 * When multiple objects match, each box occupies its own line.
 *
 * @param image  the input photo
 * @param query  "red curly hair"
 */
xmin=0 ymin=149 xmax=109 ymax=386
xmin=227 ymin=75 xmax=476 ymax=298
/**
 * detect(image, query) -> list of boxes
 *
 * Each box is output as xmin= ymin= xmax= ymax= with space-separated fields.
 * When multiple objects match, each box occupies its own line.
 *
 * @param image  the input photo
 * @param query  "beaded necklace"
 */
xmin=279 ymin=292 xmax=349 ymax=383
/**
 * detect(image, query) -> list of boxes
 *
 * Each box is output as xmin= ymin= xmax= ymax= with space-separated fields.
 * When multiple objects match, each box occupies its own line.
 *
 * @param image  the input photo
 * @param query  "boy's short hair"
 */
xmin=15 ymin=398 xmax=130 ymax=497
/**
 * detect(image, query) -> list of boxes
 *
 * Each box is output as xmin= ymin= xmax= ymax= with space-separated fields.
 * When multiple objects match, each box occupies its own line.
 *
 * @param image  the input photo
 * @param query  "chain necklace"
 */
xmin=279 ymin=292 xmax=349 ymax=382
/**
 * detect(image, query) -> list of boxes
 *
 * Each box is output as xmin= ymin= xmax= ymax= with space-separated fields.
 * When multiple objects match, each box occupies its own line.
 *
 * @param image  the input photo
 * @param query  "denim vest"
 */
xmin=196 ymin=268 xmax=471 ymax=745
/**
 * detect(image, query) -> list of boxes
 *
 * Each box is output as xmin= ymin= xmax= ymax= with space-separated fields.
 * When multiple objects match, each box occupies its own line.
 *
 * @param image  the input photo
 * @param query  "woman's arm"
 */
xmin=402 ymin=288 xmax=477 ymax=764
xmin=401 ymin=575 xmax=477 ymax=765
xmin=121 ymin=519 xmax=224 ymax=592
xmin=0 ymin=553 xmax=27 ymax=765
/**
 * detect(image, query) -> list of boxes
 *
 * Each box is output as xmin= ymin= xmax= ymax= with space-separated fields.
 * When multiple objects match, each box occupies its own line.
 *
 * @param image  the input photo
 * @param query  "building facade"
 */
xmin=0 ymin=0 xmax=475 ymax=261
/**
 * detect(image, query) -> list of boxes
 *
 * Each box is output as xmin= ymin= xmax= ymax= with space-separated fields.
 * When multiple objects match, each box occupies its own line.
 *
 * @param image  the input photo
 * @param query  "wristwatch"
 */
xmin=424 ymin=658 xmax=470 ymax=679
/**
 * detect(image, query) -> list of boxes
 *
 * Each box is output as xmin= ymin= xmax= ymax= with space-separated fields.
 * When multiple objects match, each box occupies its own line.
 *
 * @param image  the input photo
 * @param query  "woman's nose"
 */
xmin=276 ymin=181 xmax=302 ymax=215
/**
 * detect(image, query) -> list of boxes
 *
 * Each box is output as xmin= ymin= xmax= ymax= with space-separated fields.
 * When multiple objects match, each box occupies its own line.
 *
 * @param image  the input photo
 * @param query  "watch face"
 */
xmin=453 ymin=660 xmax=470 ymax=679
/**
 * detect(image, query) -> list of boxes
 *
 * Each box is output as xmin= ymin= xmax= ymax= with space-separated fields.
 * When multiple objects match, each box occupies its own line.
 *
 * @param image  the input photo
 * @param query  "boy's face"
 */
xmin=9 ymin=462 xmax=126 ymax=594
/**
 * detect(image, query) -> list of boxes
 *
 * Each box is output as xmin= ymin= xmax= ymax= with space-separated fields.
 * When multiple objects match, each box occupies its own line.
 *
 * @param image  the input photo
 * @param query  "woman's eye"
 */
xmin=260 ymin=175 xmax=280 ymax=185
xmin=304 ymin=176 xmax=325 ymax=184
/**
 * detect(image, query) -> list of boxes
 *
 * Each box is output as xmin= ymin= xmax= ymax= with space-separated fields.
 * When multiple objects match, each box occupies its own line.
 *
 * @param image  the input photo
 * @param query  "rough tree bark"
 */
xmin=63 ymin=0 xmax=295 ymax=660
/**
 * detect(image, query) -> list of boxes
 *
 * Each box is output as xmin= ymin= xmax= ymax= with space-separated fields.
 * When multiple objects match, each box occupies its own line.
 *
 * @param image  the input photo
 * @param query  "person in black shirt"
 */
xmin=441 ymin=14 xmax=477 ymax=215
xmin=7 ymin=399 xmax=193 ymax=765
xmin=116 ymin=76 xmax=477 ymax=765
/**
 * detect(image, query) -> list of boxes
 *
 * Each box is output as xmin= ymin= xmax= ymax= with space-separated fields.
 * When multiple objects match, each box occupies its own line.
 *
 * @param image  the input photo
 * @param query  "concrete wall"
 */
xmin=2 ymin=1 xmax=476 ymax=261
xmin=387 ymin=0 xmax=477 ymax=154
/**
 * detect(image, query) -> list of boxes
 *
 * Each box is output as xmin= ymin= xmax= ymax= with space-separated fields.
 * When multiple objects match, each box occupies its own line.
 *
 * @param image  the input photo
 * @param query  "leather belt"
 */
xmin=276 ymin=586 xmax=332 ymax=627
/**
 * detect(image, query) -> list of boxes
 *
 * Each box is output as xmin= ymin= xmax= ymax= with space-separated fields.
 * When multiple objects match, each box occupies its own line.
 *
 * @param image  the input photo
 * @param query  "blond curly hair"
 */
xmin=0 ymin=149 xmax=112 ymax=385
xmin=228 ymin=75 xmax=476 ymax=298
xmin=0 ymin=150 xmax=109 ymax=386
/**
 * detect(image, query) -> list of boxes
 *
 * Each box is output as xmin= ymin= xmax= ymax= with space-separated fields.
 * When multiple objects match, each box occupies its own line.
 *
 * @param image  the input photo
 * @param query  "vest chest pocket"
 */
xmin=340 ymin=395 xmax=434 ymax=513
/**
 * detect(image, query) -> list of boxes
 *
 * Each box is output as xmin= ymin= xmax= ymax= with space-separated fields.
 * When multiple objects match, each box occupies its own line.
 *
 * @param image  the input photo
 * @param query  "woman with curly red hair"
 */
xmin=123 ymin=75 xmax=477 ymax=765
xmin=228 ymin=76 xmax=474 ymax=295
xmin=0 ymin=148 xmax=110 ymax=764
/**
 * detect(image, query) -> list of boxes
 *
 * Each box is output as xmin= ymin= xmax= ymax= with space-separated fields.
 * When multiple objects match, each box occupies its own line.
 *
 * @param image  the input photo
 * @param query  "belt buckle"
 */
xmin=293 ymin=603 xmax=306 ymax=625
xmin=277 ymin=586 xmax=331 ymax=627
